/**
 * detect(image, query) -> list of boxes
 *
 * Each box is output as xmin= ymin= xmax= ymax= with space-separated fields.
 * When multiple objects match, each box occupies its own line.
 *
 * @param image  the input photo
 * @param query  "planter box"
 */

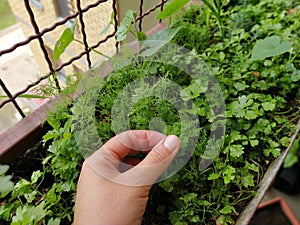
xmin=236 ymin=120 xmax=300 ymax=224
xmin=1 ymin=97 xmax=299 ymax=225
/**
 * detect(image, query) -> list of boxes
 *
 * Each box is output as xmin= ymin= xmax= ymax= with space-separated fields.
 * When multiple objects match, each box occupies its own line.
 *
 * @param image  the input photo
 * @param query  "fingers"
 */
xmin=85 ymin=131 xmax=180 ymax=186
xmin=103 ymin=130 xmax=166 ymax=160
xmin=138 ymin=135 xmax=180 ymax=166
xmin=121 ymin=135 xmax=180 ymax=186
xmin=85 ymin=130 xmax=166 ymax=182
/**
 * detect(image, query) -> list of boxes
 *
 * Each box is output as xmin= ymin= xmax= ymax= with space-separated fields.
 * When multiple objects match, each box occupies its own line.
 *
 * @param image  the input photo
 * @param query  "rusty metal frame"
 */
xmin=0 ymin=0 xmax=168 ymax=162
xmin=0 ymin=0 xmax=168 ymax=114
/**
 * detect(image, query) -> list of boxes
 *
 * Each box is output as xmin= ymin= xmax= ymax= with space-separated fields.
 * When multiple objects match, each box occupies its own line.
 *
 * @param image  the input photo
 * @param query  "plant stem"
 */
xmin=202 ymin=0 xmax=223 ymax=35
xmin=74 ymin=39 xmax=111 ymax=59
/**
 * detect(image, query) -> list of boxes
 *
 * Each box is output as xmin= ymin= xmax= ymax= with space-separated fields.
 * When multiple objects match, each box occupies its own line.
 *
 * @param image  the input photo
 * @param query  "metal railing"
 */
xmin=0 ymin=0 xmax=167 ymax=121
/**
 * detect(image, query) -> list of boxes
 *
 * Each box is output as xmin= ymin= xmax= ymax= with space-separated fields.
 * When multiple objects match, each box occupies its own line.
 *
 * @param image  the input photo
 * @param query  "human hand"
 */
xmin=73 ymin=130 xmax=180 ymax=225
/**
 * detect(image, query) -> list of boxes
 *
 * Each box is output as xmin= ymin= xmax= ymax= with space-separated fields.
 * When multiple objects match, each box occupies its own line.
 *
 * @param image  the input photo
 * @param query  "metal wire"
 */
xmin=76 ymin=0 xmax=92 ymax=69
xmin=112 ymin=0 xmax=119 ymax=52
xmin=0 ymin=0 xmax=169 ymax=112
xmin=138 ymin=0 xmax=144 ymax=31
xmin=0 ymin=79 xmax=25 ymax=118
xmin=24 ymin=0 xmax=61 ymax=91
xmin=160 ymin=0 xmax=166 ymax=23
xmin=0 ymin=0 xmax=108 ymax=57
xmin=136 ymin=0 xmax=168 ymax=21
xmin=0 ymin=0 xmax=111 ymax=109
xmin=161 ymin=0 xmax=165 ymax=12
xmin=0 ymin=75 xmax=51 ymax=109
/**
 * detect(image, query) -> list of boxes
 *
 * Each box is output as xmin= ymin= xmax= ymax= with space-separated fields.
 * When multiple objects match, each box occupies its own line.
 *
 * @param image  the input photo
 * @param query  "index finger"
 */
xmin=102 ymin=130 xmax=166 ymax=160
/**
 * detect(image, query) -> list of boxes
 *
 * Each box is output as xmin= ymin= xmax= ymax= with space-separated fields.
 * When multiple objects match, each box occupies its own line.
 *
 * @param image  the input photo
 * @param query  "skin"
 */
xmin=74 ymin=130 xmax=180 ymax=225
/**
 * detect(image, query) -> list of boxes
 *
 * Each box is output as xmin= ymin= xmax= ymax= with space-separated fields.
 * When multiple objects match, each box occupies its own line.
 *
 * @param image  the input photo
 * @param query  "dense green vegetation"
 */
xmin=1 ymin=0 xmax=300 ymax=224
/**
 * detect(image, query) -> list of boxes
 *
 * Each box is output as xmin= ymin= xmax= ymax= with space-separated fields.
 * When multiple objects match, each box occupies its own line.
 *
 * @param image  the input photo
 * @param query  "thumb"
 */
xmin=120 ymin=135 xmax=180 ymax=186
xmin=139 ymin=135 xmax=180 ymax=166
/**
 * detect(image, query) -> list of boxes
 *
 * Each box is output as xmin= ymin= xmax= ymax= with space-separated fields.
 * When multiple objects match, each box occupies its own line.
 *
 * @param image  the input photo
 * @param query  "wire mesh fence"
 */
xmin=0 ymin=0 xmax=167 ymax=129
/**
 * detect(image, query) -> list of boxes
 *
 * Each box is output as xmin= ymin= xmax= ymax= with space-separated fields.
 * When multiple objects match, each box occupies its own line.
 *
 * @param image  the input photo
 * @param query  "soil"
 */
xmin=0 ymin=142 xmax=53 ymax=225
xmin=8 ymin=142 xmax=51 ymax=182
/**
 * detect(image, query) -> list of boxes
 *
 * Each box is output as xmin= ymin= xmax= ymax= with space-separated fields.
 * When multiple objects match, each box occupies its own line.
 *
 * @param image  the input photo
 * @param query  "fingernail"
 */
xmin=164 ymin=135 xmax=180 ymax=152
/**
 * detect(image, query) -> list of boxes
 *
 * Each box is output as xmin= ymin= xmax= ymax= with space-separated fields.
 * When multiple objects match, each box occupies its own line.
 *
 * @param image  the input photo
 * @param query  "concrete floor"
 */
xmin=0 ymin=25 xmax=40 ymax=133
xmin=0 ymin=89 xmax=19 ymax=133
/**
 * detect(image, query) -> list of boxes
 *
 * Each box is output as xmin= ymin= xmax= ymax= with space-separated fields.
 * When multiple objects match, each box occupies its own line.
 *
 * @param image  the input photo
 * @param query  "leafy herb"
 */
xmin=251 ymin=35 xmax=292 ymax=61
xmin=2 ymin=1 xmax=300 ymax=224
xmin=0 ymin=165 xmax=13 ymax=193
xmin=157 ymin=0 xmax=190 ymax=21
xmin=54 ymin=22 xmax=77 ymax=62
xmin=115 ymin=10 xmax=137 ymax=42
